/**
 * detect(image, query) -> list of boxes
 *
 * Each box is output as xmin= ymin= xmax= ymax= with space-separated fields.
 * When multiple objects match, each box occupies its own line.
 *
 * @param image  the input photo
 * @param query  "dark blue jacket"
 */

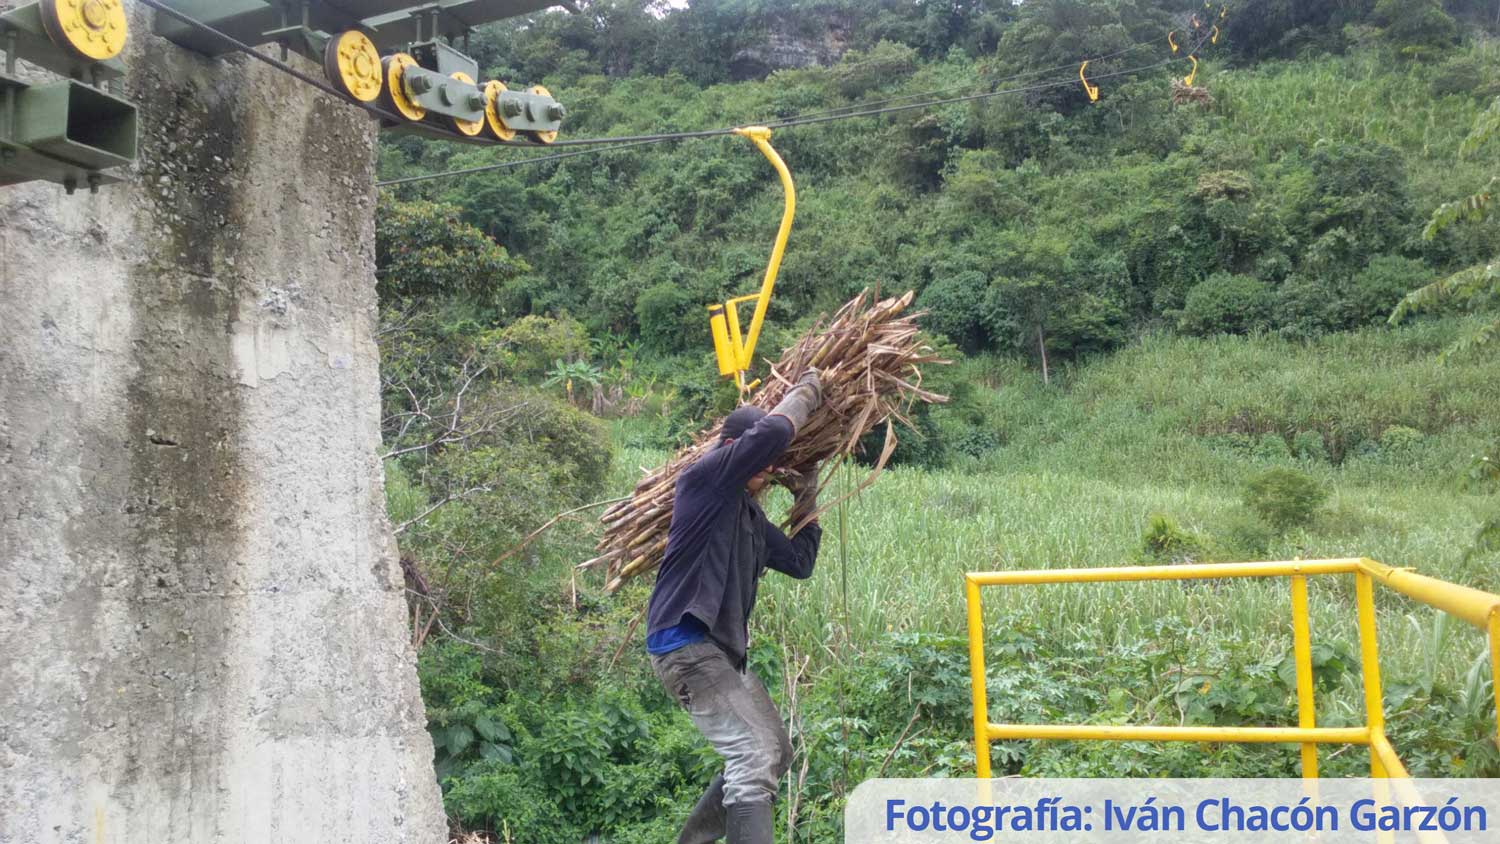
xmin=645 ymin=413 xmax=822 ymax=669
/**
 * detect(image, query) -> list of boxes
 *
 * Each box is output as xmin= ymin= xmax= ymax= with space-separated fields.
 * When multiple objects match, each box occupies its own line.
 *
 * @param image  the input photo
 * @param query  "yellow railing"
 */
xmin=965 ymin=558 xmax=1500 ymax=780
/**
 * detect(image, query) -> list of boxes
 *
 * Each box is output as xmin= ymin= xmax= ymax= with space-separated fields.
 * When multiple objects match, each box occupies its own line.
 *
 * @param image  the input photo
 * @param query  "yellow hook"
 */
xmin=1184 ymin=54 xmax=1199 ymax=87
xmin=1168 ymin=30 xmax=1179 ymax=54
xmin=1211 ymin=24 xmax=1220 ymax=45
xmin=1078 ymin=60 xmax=1099 ymax=103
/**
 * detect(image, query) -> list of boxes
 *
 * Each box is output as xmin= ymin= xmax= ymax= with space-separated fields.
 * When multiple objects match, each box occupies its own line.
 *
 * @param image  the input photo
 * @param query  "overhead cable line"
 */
xmin=375 ymin=43 xmax=1206 ymax=187
xmin=374 ymin=137 xmax=670 ymax=187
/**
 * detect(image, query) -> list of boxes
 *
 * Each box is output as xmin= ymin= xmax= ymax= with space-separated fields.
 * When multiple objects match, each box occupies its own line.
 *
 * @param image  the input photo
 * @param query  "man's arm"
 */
xmin=764 ymin=519 xmax=821 ymax=579
xmin=696 ymin=414 xmax=794 ymax=492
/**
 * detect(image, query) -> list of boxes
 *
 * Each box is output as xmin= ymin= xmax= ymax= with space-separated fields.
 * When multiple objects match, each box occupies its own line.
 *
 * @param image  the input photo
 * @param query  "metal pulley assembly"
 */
xmin=373 ymin=36 xmax=563 ymax=144
xmin=150 ymin=1 xmax=568 ymax=145
xmin=0 ymin=0 xmax=138 ymax=191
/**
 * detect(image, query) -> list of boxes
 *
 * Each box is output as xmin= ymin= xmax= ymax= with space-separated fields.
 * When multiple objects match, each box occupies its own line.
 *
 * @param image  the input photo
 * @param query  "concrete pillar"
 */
xmin=0 ymin=6 xmax=447 ymax=843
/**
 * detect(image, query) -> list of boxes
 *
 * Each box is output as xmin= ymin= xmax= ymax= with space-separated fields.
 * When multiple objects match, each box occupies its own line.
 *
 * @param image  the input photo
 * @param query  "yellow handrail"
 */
xmin=708 ymin=127 xmax=796 ymax=391
xmin=965 ymin=558 xmax=1500 ymax=782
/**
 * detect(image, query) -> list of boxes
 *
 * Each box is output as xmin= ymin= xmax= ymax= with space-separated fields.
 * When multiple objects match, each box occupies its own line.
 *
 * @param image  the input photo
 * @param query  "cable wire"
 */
xmin=764 ymin=38 xmax=1158 ymax=126
xmin=375 ymin=40 xmax=1208 ymax=187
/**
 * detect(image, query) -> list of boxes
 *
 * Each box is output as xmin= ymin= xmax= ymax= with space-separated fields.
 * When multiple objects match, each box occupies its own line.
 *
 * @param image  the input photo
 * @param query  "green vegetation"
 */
xmin=373 ymin=0 xmax=1500 ymax=840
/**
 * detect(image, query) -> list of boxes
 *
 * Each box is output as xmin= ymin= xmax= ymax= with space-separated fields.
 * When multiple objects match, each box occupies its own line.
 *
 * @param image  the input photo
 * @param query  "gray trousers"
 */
xmin=652 ymin=641 xmax=792 ymax=815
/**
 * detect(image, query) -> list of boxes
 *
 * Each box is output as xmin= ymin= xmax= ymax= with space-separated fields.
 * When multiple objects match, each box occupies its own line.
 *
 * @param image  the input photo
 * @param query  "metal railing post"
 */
xmin=1490 ymin=612 xmax=1500 ymax=750
xmin=1355 ymin=570 xmax=1387 ymax=777
xmin=965 ymin=575 xmax=991 ymax=778
xmin=1291 ymin=574 xmax=1318 ymax=779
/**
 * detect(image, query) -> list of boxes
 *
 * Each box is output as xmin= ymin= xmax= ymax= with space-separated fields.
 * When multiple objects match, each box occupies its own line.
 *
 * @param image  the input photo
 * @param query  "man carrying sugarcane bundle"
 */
xmin=645 ymin=367 xmax=826 ymax=844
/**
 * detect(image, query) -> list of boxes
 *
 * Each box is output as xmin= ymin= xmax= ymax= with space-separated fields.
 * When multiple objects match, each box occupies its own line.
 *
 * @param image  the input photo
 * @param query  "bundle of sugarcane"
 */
xmin=580 ymin=289 xmax=947 ymax=592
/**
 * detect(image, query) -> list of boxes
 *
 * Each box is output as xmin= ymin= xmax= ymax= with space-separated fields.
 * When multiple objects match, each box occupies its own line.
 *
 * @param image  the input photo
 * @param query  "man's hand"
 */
xmin=794 ymin=367 xmax=822 ymax=403
xmin=770 ymin=366 xmax=823 ymax=433
xmin=783 ymin=462 xmax=821 ymax=511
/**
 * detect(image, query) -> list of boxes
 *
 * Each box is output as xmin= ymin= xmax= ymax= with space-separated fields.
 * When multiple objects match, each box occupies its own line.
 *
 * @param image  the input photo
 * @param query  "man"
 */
xmin=646 ymin=367 xmax=825 ymax=844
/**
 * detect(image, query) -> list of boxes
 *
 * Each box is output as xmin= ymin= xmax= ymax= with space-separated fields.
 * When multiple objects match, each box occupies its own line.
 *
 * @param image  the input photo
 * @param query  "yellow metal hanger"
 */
xmin=708 ymin=127 xmax=796 ymax=393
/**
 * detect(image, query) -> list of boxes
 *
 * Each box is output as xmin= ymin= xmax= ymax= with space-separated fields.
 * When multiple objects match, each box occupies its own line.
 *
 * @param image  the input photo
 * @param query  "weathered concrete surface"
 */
xmin=0 ymin=7 xmax=446 ymax=843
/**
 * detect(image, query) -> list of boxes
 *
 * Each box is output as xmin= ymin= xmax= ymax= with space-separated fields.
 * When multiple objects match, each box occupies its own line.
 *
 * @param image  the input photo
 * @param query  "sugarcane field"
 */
xmin=2 ymin=0 xmax=1499 ymax=842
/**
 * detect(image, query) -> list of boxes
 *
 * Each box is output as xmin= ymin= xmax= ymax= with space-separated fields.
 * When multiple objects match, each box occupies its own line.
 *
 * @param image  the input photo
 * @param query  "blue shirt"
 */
xmin=645 ymin=614 xmax=708 ymax=654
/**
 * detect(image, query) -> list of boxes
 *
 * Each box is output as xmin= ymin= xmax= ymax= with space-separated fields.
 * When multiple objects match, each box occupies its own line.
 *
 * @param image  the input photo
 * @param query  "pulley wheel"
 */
xmin=525 ymin=84 xmax=559 ymax=144
xmin=323 ymin=30 xmax=382 ymax=103
xmin=449 ymin=72 xmax=484 ymax=137
xmin=483 ymin=80 xmax=516 ymax=141
xmin=378 ymin=53 xmax=426 ymax=122
xmin=42 ymin=0 xmax=127 ymax=62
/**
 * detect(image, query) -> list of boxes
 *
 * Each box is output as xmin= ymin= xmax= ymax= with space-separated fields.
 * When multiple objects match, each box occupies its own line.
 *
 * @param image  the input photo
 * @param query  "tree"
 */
xmin=1372 ymin=0 xmax=1459 ymax=56
xmin=375 ymin=197 xmax=528 ymax=306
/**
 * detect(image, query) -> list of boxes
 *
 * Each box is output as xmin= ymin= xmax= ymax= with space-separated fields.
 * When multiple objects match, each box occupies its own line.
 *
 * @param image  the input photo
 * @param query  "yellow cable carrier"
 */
xmin=1078 ymin=60 xmax=1099 ymax=102
xmin=708 ymin=126 xmax=795 ymax=393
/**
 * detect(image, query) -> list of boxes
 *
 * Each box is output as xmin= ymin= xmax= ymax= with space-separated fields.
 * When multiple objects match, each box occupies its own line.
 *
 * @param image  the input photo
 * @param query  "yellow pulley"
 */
xmin=1078 ymin=60 xmax=1099 ymax=103
xmin=449 ymin=71 xmax=484 ymax=136
xmin=526 ymin=85 xmax=558 ymax=144
xmin=484 ymin=80 xmax=517 ymax=141
xmin=41 ymin=0 xmax=127 ymax=62
xmin=323 ymin=30 xmax=382 ymax=103
xmin=379 ymin=53 xmax=426 ymax=122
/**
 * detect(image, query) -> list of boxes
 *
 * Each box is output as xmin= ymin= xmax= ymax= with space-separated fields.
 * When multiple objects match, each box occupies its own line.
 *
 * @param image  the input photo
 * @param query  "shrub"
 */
xmin=1177 ymin=273 xmax=1273 ymax=336
xmin=1220 ymin=511 xmax=1276 ymax=558
xmin=1137 ymin=513 xmax=1209 ymax=564
xmin=1378 ymin=425 xmax=1426 ymax=462
xmin=1274 ymin=275 xmax=1342 ymax=339
xmin=495 ymin=315 xmax=589 ymax=381
xmin=919 ymin=270 xmax=990 ymax=352
xmin=1341 ymin=256 xmax=1432 ymax=327
xmin=1429 ymin=55 xmax=1488 ymax=98
xmin=1252 ymin=433 xmax=1293 ymax=462
xmin=635 ymin=282 xmax=697 ymax=355
xmin=953 ymin=427 xmax=1003 ymax=458
xmin=1243 ymin=468 xmax=1328 ymax=531
xmin=1292 ymin=431 xmax=1329 ymax=463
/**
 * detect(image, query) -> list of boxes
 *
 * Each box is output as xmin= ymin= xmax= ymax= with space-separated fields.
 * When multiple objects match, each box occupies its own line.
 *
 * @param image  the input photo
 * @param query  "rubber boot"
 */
xmin=726 ymin=801 xmax=774 ymax=844
xmin=678 ymin=774 xmax=726 ymax=844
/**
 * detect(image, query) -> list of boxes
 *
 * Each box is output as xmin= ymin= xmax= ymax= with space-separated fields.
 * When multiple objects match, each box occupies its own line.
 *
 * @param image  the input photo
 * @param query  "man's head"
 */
xmin=720 ymin=407 xmax=775 ymax=494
